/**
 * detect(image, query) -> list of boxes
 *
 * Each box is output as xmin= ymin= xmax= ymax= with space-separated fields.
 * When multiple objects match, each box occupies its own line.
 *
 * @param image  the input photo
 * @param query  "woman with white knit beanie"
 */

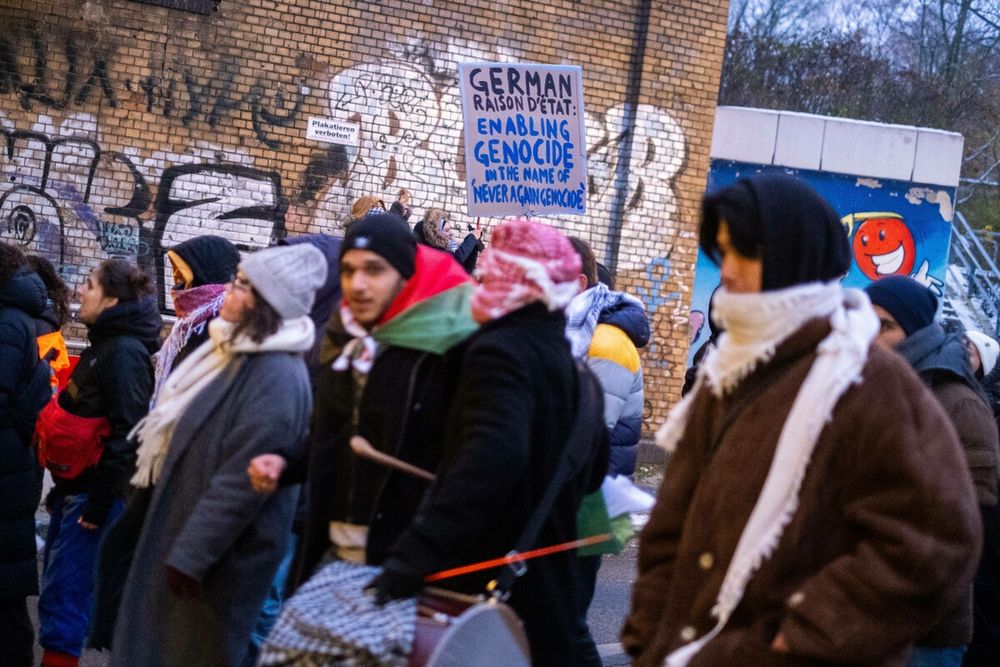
xmin=109 ymin=244 xmax=327 ymax=667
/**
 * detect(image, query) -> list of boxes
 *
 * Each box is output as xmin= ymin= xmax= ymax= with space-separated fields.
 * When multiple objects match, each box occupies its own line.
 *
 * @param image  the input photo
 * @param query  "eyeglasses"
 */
xmin=231 ymin=274 xmax=252 ymax=293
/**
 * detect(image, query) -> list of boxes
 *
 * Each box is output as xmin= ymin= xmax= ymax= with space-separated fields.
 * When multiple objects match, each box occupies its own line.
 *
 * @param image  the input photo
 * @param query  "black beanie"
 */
xmin=170 ymin=235 xmax=241 ymax=287
xmin=864 ymin=275 xmax=938 ymax=336
xmin=341 ymin=213 xmax=417 ymax=279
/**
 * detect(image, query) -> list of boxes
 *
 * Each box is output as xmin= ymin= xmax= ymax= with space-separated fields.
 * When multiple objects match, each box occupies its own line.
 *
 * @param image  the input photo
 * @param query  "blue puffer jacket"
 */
xmin=588 ymin=300 xmax=649 ymax=475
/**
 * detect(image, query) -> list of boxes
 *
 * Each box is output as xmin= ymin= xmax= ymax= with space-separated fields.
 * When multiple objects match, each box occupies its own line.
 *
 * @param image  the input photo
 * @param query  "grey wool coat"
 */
xmin=111 ymin=351 xmax=311 ymax=667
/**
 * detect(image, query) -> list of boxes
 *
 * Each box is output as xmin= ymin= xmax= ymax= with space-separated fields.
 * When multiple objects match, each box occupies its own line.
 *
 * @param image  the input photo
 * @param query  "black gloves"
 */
xmin=80 ymin=493 xmax=113 ymax=527
xmin=366 ymin=559 xmax=425 ymax=605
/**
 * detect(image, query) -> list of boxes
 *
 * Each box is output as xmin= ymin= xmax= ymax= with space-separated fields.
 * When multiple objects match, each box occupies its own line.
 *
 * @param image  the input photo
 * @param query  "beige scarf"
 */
xmin=130 ymin=316 xmax=314 ymax=488
xmin=657 ymin=282 xmax=879 ymax=666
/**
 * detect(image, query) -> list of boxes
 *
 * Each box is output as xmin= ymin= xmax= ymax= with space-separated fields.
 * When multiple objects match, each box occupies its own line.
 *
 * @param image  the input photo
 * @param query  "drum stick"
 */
xmin=349 ymin=436 xmax=436 ymax=482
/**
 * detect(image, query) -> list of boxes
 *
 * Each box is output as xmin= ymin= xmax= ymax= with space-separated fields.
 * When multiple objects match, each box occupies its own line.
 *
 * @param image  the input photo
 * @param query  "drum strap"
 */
xmin=487 ymin=362 xmax=608 ymax=599
xmin=425 ymin=532 xmax=611 ymax=583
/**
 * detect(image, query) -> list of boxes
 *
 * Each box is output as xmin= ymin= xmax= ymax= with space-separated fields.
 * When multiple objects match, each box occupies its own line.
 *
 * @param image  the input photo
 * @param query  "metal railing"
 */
xmin=946 ymin=210 xmax=1000 ymax=336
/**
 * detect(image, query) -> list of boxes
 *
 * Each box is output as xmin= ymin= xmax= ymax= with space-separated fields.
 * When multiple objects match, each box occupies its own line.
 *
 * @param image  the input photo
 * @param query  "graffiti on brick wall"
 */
xmin=146 ymin=162 xmax=286 ymax=310
xmin=0 ymin=36 xmax=692 ymax=340
xmin=137 ymin=50 xmax=308 ymax=149
xmin=296 ymin=49 xmax=686 ymax=265
xmin=636 ymin=256 xmax=682 ymax=370
xmin=0 ymin=112 xmax=286 ymax=309
xmin=584 ymin=105 xmax=686 ymax=269
xmin=0 ymin=22 xmax=309 ymax=149
xmin=0 ymin=25 xmax=118 ymax=111
xmin=0 ymin=117 xmax=151 ymax=283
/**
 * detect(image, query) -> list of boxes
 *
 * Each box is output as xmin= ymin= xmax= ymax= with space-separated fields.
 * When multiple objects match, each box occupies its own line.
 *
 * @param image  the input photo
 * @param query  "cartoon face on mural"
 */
xmin=849 ymin=213 xmax=916 ymax=280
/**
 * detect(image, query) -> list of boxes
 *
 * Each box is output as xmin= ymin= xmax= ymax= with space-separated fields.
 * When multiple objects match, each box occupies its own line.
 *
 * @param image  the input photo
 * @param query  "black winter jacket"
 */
xmin=0 ymin=268 xmax=51 ymax=601
xmin=413 ymin=221 xmax=484 ymax=274
xmin=385 ymin=304 xmax=609 ymax=666
xmin=54 ymin=297 xmax=160 ymax=526
xmin=287 ymin=312 xmax=465 ymax=589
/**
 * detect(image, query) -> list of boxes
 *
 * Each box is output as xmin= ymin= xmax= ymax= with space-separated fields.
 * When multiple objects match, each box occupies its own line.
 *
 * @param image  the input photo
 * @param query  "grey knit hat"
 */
xmin=239 ymin=244 xmax=328 ymax=319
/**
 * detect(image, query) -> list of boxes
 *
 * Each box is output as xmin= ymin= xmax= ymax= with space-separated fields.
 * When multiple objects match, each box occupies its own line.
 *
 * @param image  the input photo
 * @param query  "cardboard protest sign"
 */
xmin=458 ymin=63 xmax=588 ymax=217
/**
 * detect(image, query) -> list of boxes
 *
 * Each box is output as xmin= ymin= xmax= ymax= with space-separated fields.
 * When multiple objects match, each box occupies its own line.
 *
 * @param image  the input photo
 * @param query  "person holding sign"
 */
xmin=414 ymin=209 xmax=484 ymax=274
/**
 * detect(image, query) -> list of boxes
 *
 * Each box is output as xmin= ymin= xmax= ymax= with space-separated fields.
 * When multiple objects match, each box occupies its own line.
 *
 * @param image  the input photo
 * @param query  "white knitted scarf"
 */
xmin=657 ymin=282 xmax=879 ymax=667
xmin=129 ymin=315 xmax=315 ymax=488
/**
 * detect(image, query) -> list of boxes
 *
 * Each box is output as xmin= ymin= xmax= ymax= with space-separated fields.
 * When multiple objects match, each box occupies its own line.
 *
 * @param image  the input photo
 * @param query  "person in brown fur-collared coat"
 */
xmin=621 ymin=174 xmax=982 ymax=667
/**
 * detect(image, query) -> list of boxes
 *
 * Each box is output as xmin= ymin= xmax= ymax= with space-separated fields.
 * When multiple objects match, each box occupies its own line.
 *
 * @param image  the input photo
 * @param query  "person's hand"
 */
xmin=77 ymin=517 xmax=98 ymax=530
xmin=771 ymin=632 xmax=790 ymax=653
xmin=471 ymin=218 xmax=483 ymax=240
xmin=365 ymin=559 xmax=425 ymax=605
xmin=165 ymin=565 xmax=201 ymax=597
xmin=248 ymin=454 xmax=286 ymax=494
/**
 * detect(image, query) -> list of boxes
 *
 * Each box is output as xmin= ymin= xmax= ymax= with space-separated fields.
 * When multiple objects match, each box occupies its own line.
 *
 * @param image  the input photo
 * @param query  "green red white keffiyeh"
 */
xmin=333 ymin=246 xmax=478 ymax=373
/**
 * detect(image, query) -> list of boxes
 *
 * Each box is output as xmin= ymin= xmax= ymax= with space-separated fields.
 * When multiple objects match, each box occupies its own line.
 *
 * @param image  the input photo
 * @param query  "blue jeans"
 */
xmin=242 ymin=533 xmax=297 ymax=667
xmin=906 ymin=646 xmax=967 ymax=667
xmin=38 ymin=493 xmax=124 ymax=656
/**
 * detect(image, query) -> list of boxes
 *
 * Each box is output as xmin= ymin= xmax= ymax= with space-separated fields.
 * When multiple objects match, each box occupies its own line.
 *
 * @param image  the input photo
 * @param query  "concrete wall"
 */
xmin=686 ymin=107 xmax=962 ymax=363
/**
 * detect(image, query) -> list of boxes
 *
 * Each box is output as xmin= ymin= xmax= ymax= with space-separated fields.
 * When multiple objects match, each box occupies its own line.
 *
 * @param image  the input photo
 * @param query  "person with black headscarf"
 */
xmin=865 ymin=275 xmax=1000 ymax=666
xmin=154 ymin=236 xmax=241 ymax=403
xmin=622 ymin=174 xmax=981 ymax=666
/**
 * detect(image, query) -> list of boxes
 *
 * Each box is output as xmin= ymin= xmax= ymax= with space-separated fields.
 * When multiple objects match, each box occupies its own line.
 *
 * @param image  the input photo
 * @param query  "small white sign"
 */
xmin=306 ymin=117 xmax=360 ymax=146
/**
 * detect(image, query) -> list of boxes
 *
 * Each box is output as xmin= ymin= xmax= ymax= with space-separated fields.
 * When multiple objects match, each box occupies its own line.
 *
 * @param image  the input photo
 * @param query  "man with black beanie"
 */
xmin=623 ymin=174 xmax=981 ymax=666
xmin=866 ymin=275 xmax=1000 ymax=666
xmin=248 ymin=213 xmax=479 ymax=589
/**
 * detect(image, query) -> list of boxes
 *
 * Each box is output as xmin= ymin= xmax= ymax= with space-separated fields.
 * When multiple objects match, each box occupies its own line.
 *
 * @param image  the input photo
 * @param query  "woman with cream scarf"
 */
xmin=110 ymin=244 xmax=326 ymax=667
xmin=622 ymin=175 xmax=981 ymax=666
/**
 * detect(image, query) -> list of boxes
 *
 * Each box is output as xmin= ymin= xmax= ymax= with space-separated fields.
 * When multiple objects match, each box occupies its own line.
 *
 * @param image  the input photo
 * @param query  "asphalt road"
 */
xmin=588 ymin=462 xmax=662 ymax=665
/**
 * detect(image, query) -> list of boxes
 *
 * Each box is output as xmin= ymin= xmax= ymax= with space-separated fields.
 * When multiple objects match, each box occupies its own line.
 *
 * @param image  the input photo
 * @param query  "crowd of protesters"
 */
xmin=0 ymin=175 xmax=998 ymax=667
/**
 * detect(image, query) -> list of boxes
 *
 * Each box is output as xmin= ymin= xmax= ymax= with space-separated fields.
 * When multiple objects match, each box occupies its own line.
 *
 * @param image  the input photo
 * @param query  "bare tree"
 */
xmin=720 ymin=0 xmax=1000 ymax=227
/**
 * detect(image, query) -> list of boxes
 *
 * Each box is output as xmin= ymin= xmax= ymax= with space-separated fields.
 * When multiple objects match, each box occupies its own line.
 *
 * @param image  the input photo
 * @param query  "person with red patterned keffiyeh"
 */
xmin=369 ymin=218 xmax=609 ymax=666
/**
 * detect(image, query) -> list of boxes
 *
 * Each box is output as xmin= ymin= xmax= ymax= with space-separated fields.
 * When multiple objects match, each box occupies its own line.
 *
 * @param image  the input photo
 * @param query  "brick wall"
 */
xmin=0 ymin=0 xmax=728 ymax=429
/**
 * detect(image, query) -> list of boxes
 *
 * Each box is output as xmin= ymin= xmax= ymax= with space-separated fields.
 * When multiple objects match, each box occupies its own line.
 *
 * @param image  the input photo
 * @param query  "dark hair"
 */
xmin=568 ymin=237 xmax=597 ymax=287
xmin=95 ymin=258 xmax=154 ymax=302
xmin=699 ymin=184 xmax=764 ymax=264
xmin=27 ymin=255 xmax=71 ymax=325
xmin=232 ymin=287 xmax=282 ymax=343
xmin=0 ymin=242 xmax=28 ymax=285
xmin=596 ymin=262 xmax=614 ymax=290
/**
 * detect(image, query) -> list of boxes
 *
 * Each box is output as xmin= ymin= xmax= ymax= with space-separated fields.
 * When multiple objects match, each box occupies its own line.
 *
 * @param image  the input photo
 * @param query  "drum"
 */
xmin=410 ymin=588 xmax=530 ymax=667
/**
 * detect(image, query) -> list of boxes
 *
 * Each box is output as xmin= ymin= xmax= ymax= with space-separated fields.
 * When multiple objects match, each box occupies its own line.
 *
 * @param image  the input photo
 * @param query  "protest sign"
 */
xmin=458 ymin=63 xmax=588 ymax=217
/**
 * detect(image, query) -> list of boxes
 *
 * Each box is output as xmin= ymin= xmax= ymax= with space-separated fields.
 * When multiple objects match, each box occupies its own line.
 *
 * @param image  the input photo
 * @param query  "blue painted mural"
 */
xmin=687 ymin=160 xmax=956 ymax=364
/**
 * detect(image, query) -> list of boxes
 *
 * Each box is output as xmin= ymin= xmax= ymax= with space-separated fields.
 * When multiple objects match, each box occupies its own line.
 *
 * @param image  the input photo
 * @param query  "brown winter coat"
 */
xmin=622 ymin=318 xmax=982 ymax=666
xmin=930 ymin=379 xmax=999 ymax=507
xmin=916 ymin=376 xmax=1000 ymax=647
